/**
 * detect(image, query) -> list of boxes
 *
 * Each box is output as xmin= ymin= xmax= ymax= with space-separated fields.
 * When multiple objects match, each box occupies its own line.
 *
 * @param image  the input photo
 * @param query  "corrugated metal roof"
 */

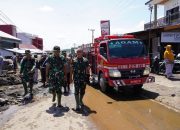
xmin=0 ymin=30 xmax=21 ymax=41
xmin=19 ymin=43 xmax=37 ymax=49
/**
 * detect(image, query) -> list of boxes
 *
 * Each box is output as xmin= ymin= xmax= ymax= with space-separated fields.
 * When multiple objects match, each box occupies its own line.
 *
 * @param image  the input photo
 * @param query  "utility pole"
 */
xmin=148 ymin=4 xmax=153 ymax=64
xmin=154 ymin=4 xmax=157 ymax=28
xmin=148 ymin=5 xmax=153 ymax=49
xmin=88 ymin=29 xmax=95 ymax=44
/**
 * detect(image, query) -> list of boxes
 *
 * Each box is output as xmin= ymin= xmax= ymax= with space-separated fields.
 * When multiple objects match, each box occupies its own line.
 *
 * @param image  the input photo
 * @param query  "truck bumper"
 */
xmin=108 ymin=76 xmax=155 ymax=87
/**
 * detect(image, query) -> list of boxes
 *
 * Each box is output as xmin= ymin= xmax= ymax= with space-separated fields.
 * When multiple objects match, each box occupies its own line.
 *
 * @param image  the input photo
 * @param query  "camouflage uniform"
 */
xmin=72 ymin=57 xmax=89 ymax=109
xmin=46 ymin=54 xmax=65 ymax=105
xmin=20 ymin=56 xmax=36 ymax=95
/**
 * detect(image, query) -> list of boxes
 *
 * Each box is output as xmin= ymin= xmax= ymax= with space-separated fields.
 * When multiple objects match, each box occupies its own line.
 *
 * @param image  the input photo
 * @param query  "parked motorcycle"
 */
xmin=152 ymin=54 xmax=180 ymax=74
xmin=152 ymin=56 xmax=160 ymax=74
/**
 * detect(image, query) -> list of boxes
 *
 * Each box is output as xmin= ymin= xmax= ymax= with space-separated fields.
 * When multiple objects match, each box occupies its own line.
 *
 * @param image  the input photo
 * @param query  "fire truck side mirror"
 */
xmin=100 ymin=47 xmax=107 ymax=59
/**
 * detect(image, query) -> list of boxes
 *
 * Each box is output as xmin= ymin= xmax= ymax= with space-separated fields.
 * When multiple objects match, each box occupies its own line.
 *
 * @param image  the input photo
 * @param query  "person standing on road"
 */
xmin=0 ymin=53 xmax=3 ymax=75
xmin=164 ymin=45 xmax=174 ymax=78
xmin=62 ymin=51 xmax=71 ymax=94
xmin=33 ymin=55 xmax=39 ymax=84
xmin=12 ymin=53 xmax=17 ymax=74
xmin=46 ymin=46 xmax=67 ymax=107
xmin=39 ymin=53 xmax=47 ymax=87
xmin=20 ymin=50 xmax=36 ymax=96
xmin=71 ymin=48 xmax=90 ymax=112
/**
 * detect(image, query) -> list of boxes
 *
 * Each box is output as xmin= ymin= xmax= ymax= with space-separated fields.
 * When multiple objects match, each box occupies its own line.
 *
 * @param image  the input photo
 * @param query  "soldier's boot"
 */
xmin=79 ymin=94 xmax=85 ymax=107
xmin=67 ymin=84 xmax=70 ymax=93
xmin=63 ymin=86 xmax=67 ymax=93
xmin=63 ymin=82 xmax=67 ymax=93
xmin=22 ymin=81 xmax=28 ymax=96
xmin=80 ymin=87 xmax=85 ymax=107
xmin=72 ymin=94 xmax=81 ymax=112
xmin=29 ymin=81 xmax=34 ymax=99
xmin=75 ymin=94 xmax=80 ymax=109
xmin=57 ymin=94 xmax=62 ymax=107
xmin=52 ymin=91 xmax=56 ymax=102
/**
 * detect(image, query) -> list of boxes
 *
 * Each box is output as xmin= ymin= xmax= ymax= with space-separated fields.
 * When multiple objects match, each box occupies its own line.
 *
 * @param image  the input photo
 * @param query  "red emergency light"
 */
xmin=104 ymin=35 xmax=135 ymax=40
xmin=94 ymin=35 xmax=135 ymax=43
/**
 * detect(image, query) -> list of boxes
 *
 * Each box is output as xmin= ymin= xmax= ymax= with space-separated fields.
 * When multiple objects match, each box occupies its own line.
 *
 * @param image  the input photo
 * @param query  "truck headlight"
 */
xmin=143 ymin=67 xmax=151 ymax=75
xmin=109 ymin=69 xmax=121 ymax=77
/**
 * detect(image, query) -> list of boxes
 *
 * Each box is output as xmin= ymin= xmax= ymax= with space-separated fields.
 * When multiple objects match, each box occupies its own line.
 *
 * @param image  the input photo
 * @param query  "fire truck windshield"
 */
xmin=108 ymin=40 xmax=147 ymax=58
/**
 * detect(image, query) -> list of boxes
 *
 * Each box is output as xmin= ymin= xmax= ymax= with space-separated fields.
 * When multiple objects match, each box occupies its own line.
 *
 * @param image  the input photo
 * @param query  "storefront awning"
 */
xmin=5 ymin=48 xmax=44 ymax=54
xmin=0 ymin=30 xmax=21 ymax=43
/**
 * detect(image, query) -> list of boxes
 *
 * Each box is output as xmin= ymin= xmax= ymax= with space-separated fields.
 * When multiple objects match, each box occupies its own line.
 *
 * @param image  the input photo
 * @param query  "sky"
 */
xmin=0 ymin=0 xmax=164 ymax=50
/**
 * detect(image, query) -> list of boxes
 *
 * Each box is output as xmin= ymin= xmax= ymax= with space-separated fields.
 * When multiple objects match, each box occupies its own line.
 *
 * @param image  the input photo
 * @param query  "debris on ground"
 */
xmin=0 ymin=69 xmax=49 ymax=111
xmin=0 ymin=73 xmax=21 ymax=86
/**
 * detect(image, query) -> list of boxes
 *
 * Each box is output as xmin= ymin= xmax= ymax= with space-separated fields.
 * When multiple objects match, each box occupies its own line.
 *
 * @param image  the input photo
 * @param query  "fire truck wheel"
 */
xmin=99 ymin=73 xmax=108 ymax=93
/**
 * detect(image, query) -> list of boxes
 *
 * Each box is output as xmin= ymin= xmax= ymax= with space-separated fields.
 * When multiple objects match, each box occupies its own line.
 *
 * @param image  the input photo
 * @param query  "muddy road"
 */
xmin=0 ymin=74 xmax=180 ymax=130
xmin=1 ymin=90 xmax=98 ymax=130
xmin=84 ymin=85 xmax=180 ymax=130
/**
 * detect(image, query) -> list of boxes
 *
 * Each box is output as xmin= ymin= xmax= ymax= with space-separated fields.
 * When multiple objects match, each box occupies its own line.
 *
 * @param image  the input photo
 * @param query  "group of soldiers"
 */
xmin=20 ymin=46 xmax=90 ymax=112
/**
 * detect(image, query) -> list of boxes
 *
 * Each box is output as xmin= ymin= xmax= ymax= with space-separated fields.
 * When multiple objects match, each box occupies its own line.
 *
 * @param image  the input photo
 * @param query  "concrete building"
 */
xmin=0 ymin=30 xmax=21 ymax=57
xmin=17 ymin=32 xmax=43 ymax=50
xmin=145 ymin=0 xmax=180 ymax=29
xmin=145 ymin=0 xmax=180 ymax=59
xmin=0 ymin=25 xmax=17 ymax=37
xmin=129 ymin=0 xmax=180 ymax=63
xmin=17 ymin=33 xmax=33 ymax=44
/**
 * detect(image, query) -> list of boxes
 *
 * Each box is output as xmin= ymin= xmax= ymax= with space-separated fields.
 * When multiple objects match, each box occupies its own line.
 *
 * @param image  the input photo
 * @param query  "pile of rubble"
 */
xmin=0 ymin=81 xmax=48 ymax=112
xmin=0 ymin=73 xmax=21 ymax=86
xmin=0 ymin=84 xmax=24 ymax=112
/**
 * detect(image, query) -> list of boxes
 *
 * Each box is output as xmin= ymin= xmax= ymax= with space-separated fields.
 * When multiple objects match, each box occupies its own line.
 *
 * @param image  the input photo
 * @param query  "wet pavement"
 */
xmin=0 ymin=73 xmax=180 ymax=130
xmin=84 ymin=85 xmax=180 ymax=130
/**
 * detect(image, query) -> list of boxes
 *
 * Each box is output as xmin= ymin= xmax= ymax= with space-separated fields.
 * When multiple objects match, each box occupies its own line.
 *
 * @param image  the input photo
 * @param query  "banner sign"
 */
xmin=100 ymin=20 xmax=110 ymax=36
xmin=161 ymin=32 xmax=180 ymax=43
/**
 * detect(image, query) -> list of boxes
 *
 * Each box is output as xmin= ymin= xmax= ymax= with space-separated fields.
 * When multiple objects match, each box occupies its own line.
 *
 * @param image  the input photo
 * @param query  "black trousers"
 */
xmin=40 ymin=68 xmax=46 ymax=83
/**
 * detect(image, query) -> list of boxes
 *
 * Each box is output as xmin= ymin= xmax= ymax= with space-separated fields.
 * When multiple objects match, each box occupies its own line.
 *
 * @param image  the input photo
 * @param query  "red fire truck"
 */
xmin=80 ymin=35 xmax=155 ymax=92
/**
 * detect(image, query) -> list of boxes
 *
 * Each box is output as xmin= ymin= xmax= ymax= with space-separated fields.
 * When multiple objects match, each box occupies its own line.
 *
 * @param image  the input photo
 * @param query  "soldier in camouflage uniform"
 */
xmin=71 ymin=48 xmax=90 ymax=112
xmin=20 ymin=50 xmax=36 ymax=96
xmin=46 ymin=46 xmax=66 ymax=107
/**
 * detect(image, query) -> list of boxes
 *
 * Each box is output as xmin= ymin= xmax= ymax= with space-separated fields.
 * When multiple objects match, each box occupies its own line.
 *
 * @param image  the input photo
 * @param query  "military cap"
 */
xmin=62 ymin=50 xmax=66 ymax=54
xmin=25 ymin=50 xmax=31 ymax=54
xmin=53 ymin=46 xmax=60 ymax=51
xmin=76 ymin=48 xmax=83 ymax=53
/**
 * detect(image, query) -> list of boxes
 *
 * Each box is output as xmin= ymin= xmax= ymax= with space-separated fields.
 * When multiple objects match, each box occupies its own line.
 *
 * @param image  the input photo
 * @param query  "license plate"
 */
xmin=130 ymin=79 xmax=142 ymax=84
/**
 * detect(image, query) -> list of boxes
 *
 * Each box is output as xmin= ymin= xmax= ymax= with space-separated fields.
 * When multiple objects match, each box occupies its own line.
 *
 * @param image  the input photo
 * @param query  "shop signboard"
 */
xmin=161 ymin=32 xmax=180 ymax=43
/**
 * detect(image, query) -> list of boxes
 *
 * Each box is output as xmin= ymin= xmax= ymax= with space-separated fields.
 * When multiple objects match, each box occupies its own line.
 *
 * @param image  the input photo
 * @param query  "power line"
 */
xmin=0 ymin=10 xmax=26 ymax=33
xmin=0 ymin=10 xmax=12 ymax=24
xmin=0 ymin=17 xmax=8 ymax=24
xmin=0 ymin=11 xmax=43 ymax=49
xmin=115 ymin=0 xmax=135 ymax=15
xmin=108 ymin=0 xmax=138 ymax=26
xmin=0 ymin=10 xmax=15 ymax=24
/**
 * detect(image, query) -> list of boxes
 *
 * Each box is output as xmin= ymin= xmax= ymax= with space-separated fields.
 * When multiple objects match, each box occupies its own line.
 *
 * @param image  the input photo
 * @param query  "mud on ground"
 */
xmin=0 ymin=73 xmax=21 ymax=86
xmin=0 ymin=73 xmax=47 ymax=112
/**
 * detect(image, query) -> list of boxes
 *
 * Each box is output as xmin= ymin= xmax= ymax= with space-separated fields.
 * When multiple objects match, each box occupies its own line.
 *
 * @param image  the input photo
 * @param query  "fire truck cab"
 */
xmin=82 ymin=35 xmax=155 ymax=92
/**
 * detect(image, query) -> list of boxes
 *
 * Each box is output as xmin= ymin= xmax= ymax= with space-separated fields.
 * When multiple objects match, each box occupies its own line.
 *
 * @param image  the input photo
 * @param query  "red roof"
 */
xmin=19 ymin=44 xmax=37 ymax=49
